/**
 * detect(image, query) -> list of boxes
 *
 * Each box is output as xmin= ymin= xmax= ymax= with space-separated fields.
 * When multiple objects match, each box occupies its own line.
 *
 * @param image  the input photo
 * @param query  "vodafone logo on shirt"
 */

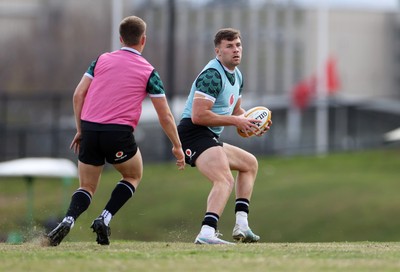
xmin=229 ymin=94 xmax=235 ymax=106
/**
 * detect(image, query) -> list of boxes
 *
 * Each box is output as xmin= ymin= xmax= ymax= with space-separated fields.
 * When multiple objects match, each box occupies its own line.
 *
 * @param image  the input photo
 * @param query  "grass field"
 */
xmin=1 ymin=148 xmax=400 ymax=245
xmin=1 ymin=148 xmax=400 ymax=271
xmin=1 ymin=241 xmax=400 ymax=271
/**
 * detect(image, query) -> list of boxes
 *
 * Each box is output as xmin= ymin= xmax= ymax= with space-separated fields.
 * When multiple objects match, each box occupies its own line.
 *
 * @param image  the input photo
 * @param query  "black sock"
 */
xmin=235 ymin=198 xmax=250 ymax=214
xmin=104 ymin=180 xmax=135 ymax=216
xmin=66 ymin=189 xmax=92 ymax=220
xmin=201 ymin=212 xmax=219 ymax=230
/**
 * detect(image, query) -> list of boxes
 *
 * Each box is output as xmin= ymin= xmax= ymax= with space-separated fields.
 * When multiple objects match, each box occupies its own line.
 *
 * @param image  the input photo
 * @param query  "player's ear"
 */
xmin=215 ymin=46 xmax=220 ymax=56
xmin=141 ymin=34 xmax=146 ymax=46
xmin=119 ymin=36 xmax=124 ymax=45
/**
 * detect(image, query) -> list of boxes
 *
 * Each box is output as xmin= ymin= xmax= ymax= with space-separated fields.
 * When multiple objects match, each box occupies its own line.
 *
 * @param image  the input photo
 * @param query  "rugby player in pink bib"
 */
xmin=47 ymin=15 xmax=185 ymax=246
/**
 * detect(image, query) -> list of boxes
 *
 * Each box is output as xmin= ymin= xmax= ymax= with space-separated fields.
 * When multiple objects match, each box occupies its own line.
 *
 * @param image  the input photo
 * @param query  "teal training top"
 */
xmin=181 ymin=58 xmax=243 ymax=136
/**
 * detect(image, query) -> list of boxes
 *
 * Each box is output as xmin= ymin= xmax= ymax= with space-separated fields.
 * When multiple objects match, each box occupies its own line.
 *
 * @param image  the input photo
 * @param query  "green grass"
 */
xmin=1 ymin=148 xmax=400 ymax=244
xmin=1 ymin=241 xmax=400 ymax=272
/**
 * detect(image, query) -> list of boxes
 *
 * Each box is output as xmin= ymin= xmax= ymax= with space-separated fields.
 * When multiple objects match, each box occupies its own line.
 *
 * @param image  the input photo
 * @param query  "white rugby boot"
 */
xmin=195 ymin=231 xmax=235 ymax=245
xmin=194 ymin=225 xmax=234 ymax=245
xmin=232 ymin=224 xmax=260 ymax=243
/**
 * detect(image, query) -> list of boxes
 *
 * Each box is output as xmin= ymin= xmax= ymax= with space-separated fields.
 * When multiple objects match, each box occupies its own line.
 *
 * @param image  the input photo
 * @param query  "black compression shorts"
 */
xmin=177 ymin=118 xmax=223 ymax=167
xmin=78 ymin=121 xmax=138 ymax=166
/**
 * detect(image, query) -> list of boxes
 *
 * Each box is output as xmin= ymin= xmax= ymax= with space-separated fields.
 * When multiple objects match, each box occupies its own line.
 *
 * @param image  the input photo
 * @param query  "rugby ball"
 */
xmin=237 ymin=106 xmax=272 ymax=138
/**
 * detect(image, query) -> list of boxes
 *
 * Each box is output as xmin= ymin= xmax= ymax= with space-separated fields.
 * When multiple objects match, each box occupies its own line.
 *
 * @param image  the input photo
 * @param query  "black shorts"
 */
xmin=177 ymin=118 xmax=223 ymax=167
xmin=79 ymin=121 xmax=138 ymax=166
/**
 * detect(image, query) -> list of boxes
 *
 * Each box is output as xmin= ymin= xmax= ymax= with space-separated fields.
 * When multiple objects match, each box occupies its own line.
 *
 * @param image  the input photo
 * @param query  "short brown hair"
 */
xmin=214 ymin=28 xmax=241 ymax=47
xmin=119 ymin=16 xmax=146 ymax=46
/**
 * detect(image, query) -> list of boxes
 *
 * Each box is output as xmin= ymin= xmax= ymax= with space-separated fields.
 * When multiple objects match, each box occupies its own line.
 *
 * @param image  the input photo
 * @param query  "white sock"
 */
xmin=200 ymin=225 xmax=215 ymax=237
xmin=101 ymin=210 xmax=113 ymax=226
xmin=63 ymin=216 xmax=75 ymax=228
xmin=235 ymin=211 xmax=249 ymax=229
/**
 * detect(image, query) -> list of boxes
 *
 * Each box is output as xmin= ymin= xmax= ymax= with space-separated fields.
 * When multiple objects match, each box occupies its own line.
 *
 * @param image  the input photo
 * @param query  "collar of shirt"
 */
xmin=215 ymin=57 xmax=235 ymax=73
xmin=121 ymin=47 xmax=141 ymax=55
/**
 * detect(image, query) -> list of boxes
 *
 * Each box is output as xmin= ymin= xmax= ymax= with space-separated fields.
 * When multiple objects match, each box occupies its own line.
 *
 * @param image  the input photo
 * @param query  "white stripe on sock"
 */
xmin=235 ymin=200 xmax=249 ymax=206
xmin=204 ymin=214 xmax=219 ymax=221
xmin=74 ymin=189 xmax=92 ymax=203
xmin=118 ymin=182 xmax=134 ymax=196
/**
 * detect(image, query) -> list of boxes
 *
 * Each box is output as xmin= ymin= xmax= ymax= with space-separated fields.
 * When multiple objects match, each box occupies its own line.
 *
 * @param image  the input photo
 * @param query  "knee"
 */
xmin=123 ymin=173 xmax=142 ymax=188
xmin=129 ymin=172 xmax=142 ymax=182
xmin=247 ymin=154 xmax=258 ymax=174
xmin=215 ymin=175 xmax=235 ymax=192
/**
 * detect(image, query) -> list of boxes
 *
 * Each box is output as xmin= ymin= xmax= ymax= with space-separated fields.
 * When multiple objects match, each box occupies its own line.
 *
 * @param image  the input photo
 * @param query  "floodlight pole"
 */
xmin=166 ymin=0 xmax=176 ymax=101
xmin=315 ymin=1 xmax=329 ymax=155
xmin=111 ymin=0 xmax=123 ymax=51
xmin=164 ymin=0 xmax=176 ymax=160
xmin=284 ymin=0 xmax=301 ymax=155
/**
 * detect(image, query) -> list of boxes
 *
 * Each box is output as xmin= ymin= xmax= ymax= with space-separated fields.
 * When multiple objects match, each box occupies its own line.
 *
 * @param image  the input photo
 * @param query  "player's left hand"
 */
xmin=255 ymin=119 xmax=272 ymax=137
xmin=70 ymin=132 xmax=82 ymax=153
xmin=172 ymin=147 xmax=185 ymax=170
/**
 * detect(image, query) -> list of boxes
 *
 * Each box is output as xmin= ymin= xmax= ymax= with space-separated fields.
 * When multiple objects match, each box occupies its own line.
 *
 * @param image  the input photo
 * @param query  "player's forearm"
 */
xmin=72 ymin=76 xmax=91 ymax=132
xmin=73 ymin=97 xmax=84 ymax=132
xmin=158 ymin=113 xmax=182 ymax=148
xmin=192 ymin=110 xmax=239 ymax=127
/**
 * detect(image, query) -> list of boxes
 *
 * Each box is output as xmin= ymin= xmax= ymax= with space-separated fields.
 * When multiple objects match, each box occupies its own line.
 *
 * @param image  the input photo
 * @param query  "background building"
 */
xmin=0 ymin=0 xmax=399 ymax=161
